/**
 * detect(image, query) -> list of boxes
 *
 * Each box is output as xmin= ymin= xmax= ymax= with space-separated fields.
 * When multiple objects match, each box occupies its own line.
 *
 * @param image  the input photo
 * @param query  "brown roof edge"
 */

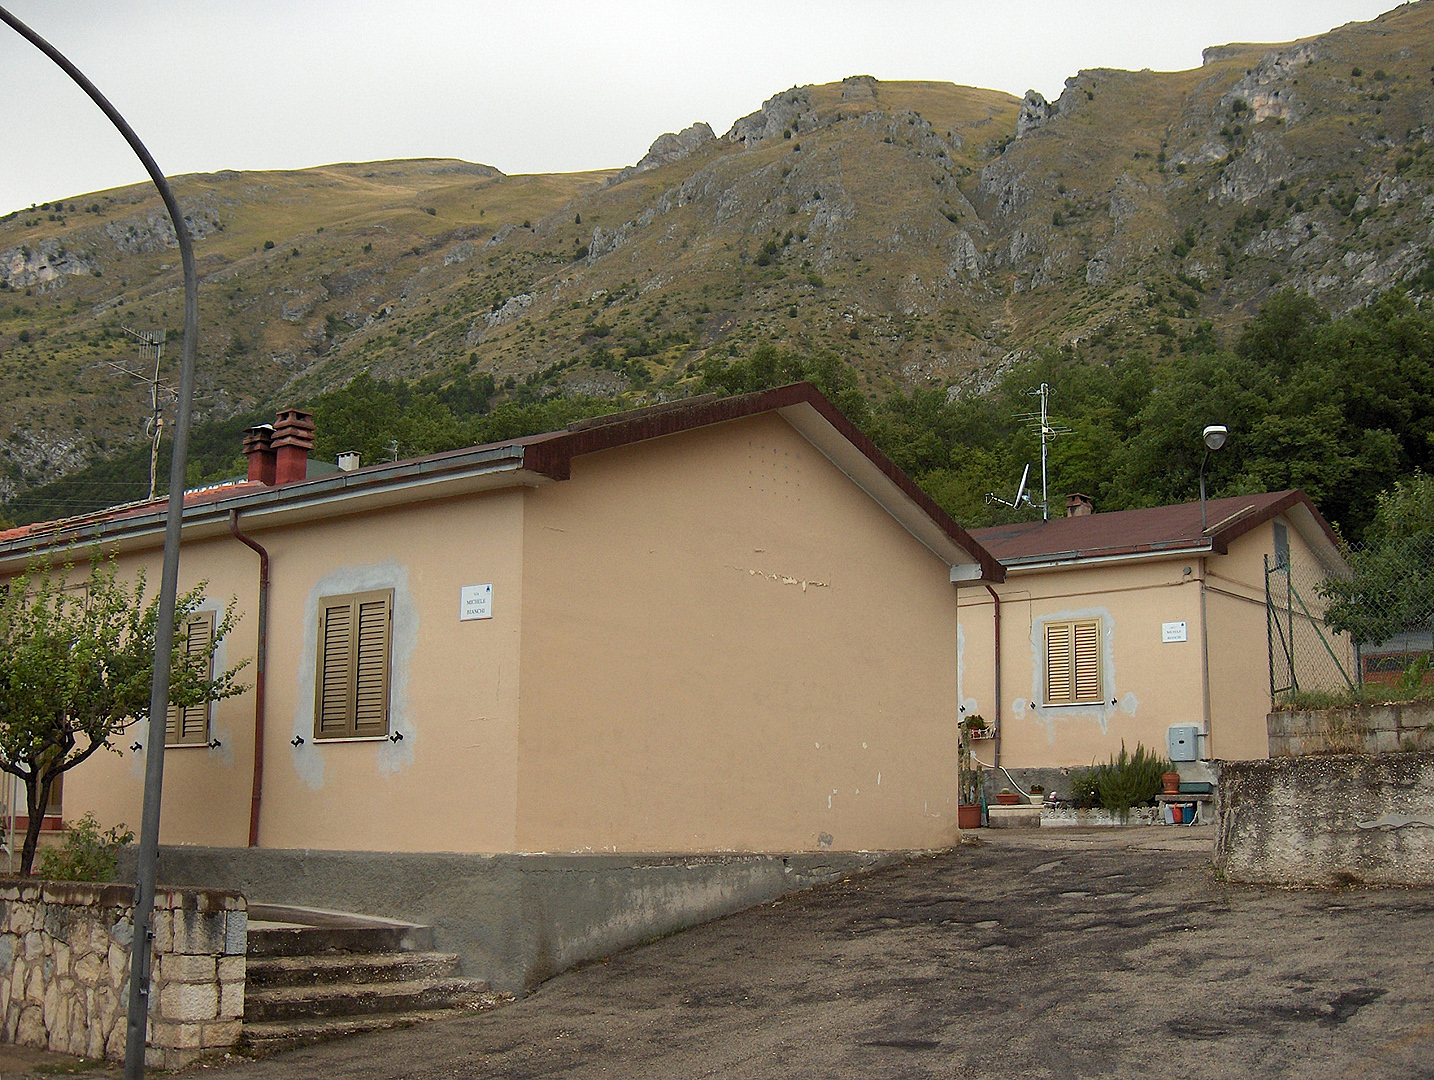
xmin=521 ymin=382 xmax=1005 ymax=583
xmin=1208 ymin=488 xmax=1341 ymax=556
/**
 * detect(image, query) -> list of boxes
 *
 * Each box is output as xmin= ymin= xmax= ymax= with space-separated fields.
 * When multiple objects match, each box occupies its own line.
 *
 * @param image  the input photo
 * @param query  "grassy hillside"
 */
xmin=4 ymin=2 xmax=1434 ymax=508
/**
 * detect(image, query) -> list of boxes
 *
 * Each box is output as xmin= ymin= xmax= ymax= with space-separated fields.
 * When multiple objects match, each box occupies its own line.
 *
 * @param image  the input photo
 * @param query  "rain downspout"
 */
xmin=984 ymin=584 xmax=1002 ymax=769
xmin=229 ymin=510 xmax=268 ymax=847
xmin=1199 ymin=556 xmax=1212 ymax=759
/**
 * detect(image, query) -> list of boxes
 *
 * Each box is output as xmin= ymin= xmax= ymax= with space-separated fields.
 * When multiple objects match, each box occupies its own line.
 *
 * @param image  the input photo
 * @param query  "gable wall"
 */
xmin=515 ymin=412 xmax=963 ymax=852
xmin=959 ymin=558 xmax=1205 ymax=769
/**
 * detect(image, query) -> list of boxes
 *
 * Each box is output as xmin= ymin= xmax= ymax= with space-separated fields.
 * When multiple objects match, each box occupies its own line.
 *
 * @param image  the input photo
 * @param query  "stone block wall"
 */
xmin=1214 ymin=752 xmax=1434 ymax=885
xmin=0 ymin=880 xmax=246 ymax=1069
xmin=1268 ymin=701 xmax=1434 ymax=756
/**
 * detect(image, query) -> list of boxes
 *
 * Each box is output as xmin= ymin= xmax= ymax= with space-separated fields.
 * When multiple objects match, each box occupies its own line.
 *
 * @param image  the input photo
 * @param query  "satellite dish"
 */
xmin=1012 ymin=463 xmax=1030 ymax=507
xmin=986 ymin=463 xmax=1032 ymax=509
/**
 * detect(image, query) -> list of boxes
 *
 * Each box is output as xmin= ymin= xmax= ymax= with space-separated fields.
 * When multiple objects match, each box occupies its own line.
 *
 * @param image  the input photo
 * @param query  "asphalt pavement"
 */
xmin=18 ymin=825 xmax=1429 ymax=1079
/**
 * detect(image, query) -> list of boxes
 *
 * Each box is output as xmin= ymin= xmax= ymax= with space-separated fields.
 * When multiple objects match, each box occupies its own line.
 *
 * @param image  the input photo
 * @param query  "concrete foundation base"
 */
xmin=119 ymin=847 xmax=907 ymax=994
xmin=985 ymin=806 xmax=1042 ymax=828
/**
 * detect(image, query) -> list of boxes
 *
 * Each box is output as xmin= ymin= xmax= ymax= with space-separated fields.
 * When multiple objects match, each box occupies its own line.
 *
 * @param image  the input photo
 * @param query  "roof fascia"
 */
xmin=1209 ymin=489 xmax=1347 ymax=569
xmin=998 ymin=543 xmax=1215 ymax=574
xmin=0 ymin=445 xmax=534 ymax=569
xmin=776 ymin=400 xmax=998 ymax=578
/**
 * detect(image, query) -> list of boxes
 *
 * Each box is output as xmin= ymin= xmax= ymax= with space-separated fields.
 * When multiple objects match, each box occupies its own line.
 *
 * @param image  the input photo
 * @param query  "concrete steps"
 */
xmin=241 ymin=904 xmax=501 ymax=1051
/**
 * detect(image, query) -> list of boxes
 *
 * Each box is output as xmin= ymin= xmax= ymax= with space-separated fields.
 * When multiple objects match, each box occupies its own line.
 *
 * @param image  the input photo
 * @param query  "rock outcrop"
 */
xmin=726 ymin=88 xmax=817 ymax=147
xmin=611 ymin=123 xmax=716 ymax=184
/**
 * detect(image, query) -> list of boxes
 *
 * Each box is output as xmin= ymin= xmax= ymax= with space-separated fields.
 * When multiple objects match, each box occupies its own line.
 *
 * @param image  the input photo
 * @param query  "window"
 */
xmin=1273 ymin=521 xmax=1290 ymax=569
xmin=1045 ymin=619 xmax=1102 ymax=705
xmin=314 ymin=590 xmax=393 ymax=740
xmin=166 ymin=611 xmax=215 ymax=746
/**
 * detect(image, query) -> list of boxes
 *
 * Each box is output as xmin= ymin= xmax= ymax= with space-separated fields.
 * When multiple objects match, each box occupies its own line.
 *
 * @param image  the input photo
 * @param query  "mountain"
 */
xmin=4 ymin=2 xmax=1434 ymax=500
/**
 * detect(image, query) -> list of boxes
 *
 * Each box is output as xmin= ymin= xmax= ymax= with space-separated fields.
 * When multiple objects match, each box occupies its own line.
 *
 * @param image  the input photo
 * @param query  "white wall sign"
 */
xmin=460 ymin=583 xmax=493 ymax=621
xmin=1162 ymin=621 xmax=1188 ymax=643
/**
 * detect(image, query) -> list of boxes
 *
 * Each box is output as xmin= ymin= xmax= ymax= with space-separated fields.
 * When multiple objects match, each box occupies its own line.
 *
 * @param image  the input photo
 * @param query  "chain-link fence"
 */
xmin=1266 ymin=553 xmax=1356 ymax=699
xmin=1268 ymin=532 xmax=1434 ymax=701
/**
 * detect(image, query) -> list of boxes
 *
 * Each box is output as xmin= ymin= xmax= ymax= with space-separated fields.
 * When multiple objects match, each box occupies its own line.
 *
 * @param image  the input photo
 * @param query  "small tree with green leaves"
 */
xmin=0 ymin=557 xmax=245 ymax=874
xmin=1321 ymin=472 xmax=1434 ymax=647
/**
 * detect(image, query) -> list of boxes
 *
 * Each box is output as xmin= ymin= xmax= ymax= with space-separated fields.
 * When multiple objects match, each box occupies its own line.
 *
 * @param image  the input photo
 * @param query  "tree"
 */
xmin=1320 ymin=472 xmax=1434 ymax=647
xmin=0 ymin=557 xmax=245 ymax=874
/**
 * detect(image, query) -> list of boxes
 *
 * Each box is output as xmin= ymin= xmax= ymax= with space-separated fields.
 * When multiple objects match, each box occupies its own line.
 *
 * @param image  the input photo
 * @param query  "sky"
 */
xmin=0 ymin=1 xmax=1400 ymax=216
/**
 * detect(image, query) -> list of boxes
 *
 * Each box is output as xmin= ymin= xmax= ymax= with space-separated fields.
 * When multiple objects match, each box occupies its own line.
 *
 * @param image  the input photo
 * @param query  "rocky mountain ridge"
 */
xmin=3 ymin=2 xmax=1434 ymax=498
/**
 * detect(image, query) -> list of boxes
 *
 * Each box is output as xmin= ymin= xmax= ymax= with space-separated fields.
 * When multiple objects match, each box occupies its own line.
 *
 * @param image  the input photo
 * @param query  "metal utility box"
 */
xmin=1167 ymin=725 xmax=1200 ymax=762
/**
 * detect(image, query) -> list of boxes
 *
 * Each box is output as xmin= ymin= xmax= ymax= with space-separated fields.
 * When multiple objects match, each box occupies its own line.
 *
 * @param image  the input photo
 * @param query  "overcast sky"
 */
xmin=0 ymin=1 xmax=1398 ymax=216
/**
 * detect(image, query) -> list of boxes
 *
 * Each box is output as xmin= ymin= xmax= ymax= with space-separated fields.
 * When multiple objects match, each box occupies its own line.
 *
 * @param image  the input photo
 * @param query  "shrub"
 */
xmin=263 ymin=240 xmax=275 ymax=250
xmin=1069 ymin=768 xmax=1101 ymax=808
xmin=38 ymin=812 xmax=134 ymax=882
xmin=1094 ymin=742 xmax=1171 ymax=820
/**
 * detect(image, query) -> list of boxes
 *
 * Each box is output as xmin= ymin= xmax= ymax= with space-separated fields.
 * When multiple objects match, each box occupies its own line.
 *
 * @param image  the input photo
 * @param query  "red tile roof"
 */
xmin=971 ymin=490 xmax=1338 ymax=565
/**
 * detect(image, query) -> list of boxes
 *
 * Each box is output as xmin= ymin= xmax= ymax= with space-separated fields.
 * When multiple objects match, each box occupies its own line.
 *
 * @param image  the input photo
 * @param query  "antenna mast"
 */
xmin=110 ymin=327 xmax=177 ymax=500
xmin=1015 ymin=382 xmax=1071 ymax=520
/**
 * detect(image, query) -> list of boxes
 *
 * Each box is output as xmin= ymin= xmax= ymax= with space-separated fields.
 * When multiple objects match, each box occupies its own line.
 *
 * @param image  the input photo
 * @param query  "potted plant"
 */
xmin=963 ymin=714 xmax=993 ymax=739
xmin=996 ymin=787 xmax=1020 ymax=805
xmin=958 ymin=724 xmax=983 ymax=828
xmin=1028 ymin=783 xmax=1046 ymax=806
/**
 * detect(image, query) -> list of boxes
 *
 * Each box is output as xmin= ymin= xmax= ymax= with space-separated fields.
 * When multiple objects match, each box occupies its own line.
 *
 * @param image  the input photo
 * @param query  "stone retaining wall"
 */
xmin=1214 ymin=752 xmax=1434 ymax=885
xmin=0 ymin=880 xmax=246 ymax=1069
xmin=1268 ymin=701 xmax=1434 ymax=756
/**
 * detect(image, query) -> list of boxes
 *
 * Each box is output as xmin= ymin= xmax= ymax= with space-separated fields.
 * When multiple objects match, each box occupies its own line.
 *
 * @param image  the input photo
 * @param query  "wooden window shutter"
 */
xmin=1045 ymin=622 xmax=1074 ymax=704
xmin=1045 ymin=619 xmax=1101 ymax=705
xmin=1073 ymin=620 xmax=1101 ymax=703
xmin=166 ymin=611 xmax=215 ymax=746
xmin=314 ymin=590 xmax=392 ymax=739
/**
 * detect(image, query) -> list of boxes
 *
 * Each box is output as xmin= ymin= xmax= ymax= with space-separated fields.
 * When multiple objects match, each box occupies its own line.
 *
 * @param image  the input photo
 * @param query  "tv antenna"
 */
xmin=986 ymin=462 xmax=1034 ymax=512
xmin=1012 ymin=382 xmax=1071 ymax=520
xmin=106 ymin=327 xmax=177 ymax=500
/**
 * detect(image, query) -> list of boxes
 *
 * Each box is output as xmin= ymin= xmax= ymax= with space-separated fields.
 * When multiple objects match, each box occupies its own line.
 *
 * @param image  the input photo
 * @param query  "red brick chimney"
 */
xmin=242 ymin=424 xmax=276 ymax=485
xmin=271 ymin=408 xmax=315 ymax=485
xmin=1065 ymin=493 xmax=1094 ymax=517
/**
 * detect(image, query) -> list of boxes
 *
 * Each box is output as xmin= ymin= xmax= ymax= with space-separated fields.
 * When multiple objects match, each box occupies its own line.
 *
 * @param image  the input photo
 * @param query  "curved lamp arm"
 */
xmin=0 ymin=10 xmax=198 ymax=1080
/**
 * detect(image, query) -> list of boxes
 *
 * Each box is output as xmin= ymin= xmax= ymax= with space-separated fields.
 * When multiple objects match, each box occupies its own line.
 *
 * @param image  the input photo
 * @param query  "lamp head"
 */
xmin=1202 ymin=424 xmax=1228 ymax=452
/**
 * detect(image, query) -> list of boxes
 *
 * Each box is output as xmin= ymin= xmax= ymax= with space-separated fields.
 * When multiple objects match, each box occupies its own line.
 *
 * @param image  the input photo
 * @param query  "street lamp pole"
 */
xmin=1199 ymin=424 xmax=1228 ymax=535
xmin=0 ymin=10 xmax=199 ymax=1079
xmin=1197 ymin=423 xmax=1227 ymax=764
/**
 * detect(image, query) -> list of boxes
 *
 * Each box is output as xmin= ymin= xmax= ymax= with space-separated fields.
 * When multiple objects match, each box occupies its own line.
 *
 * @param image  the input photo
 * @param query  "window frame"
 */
xmin=313 ymin=589 xmax=394 ymax=742
xmin=1044 ymin=618 xmax=1103 ymax=706
xmin=166 ymin=610 xmax=216 ymax=747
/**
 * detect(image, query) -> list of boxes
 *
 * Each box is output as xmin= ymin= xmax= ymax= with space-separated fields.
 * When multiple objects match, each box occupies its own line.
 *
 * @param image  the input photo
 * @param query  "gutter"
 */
xmin=229 ymin=510 xmax=268 ymax=848
xmin=0 ymin=444 xmax=533 ymax=564
xmin=996 ymin=543 xmax=1216 ymax=573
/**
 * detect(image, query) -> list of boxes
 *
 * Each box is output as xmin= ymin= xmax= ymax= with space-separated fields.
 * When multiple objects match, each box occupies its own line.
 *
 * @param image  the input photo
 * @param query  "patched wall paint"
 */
xmin=290 ymin=561 xmax=417 ymax=789
xmin=958 ymin=558 xmax=1207 ymax=767
xmin=1026 ymin=605 xmax=1119 ymax=734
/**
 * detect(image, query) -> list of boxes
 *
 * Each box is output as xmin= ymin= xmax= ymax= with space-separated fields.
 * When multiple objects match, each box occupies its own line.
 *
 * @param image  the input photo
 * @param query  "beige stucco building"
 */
xmin=0 ymin=384 xmax=1002 ymax=858
xmin=959 ymin=490 xmax=1350 ymax=779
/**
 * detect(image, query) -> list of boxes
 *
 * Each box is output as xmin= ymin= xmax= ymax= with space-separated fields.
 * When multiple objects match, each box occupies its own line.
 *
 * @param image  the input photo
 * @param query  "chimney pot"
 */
xmin=242 ymin=424 xmax=276 ymax=486
xmin=271 ymin=408 xmax=315 ymax=485
xmin=1065 ymin=492 xmax=1094 ymax=517
xmin=337 ymin=451 xmax=360 ymax=473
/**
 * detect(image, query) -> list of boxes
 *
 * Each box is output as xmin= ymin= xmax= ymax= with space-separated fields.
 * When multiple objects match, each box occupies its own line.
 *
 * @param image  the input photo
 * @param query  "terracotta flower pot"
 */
xmin=996 ymin=791 xmax=1020 ymax=805
xmin=1162 ymin=772 xmax=1181 ymax=795
xmin=958 ymin=805 xmax=983 ymax=829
